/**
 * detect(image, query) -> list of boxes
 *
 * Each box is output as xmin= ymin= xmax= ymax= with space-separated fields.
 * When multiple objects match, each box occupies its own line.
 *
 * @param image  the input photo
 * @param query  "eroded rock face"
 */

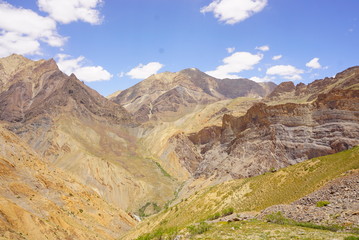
xmin=170 ymin=89 xmax=359 ymax=180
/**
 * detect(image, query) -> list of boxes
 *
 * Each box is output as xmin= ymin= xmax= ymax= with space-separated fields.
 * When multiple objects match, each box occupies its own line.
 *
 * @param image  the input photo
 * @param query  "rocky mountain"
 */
xmin=112 ymin=68 xmax=276 ymax=122
xmin=0 ymin=54 xmax=177 ymax=214
xmin=1 ymin=53 xmax=359 ymax=239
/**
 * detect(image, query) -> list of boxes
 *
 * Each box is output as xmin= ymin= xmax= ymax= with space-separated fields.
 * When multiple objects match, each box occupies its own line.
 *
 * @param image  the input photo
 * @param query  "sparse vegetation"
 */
xmin=265 ymin=211 xmax=344 ymax=232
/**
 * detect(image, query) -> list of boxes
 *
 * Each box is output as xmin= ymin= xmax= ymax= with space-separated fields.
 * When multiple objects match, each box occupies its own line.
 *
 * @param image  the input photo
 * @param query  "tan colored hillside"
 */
xmin=0 ymin=124 xmax=136 ymax=240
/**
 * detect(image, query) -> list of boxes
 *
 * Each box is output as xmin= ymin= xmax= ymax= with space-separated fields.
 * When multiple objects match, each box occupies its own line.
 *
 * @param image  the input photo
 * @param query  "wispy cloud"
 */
xmin=272 ymin=55 xmax=282 ymax=61
xmin=226 ymin=47 xmax=235 ymax=53
xmin=255 ymin=45 xmax=269 ymax=52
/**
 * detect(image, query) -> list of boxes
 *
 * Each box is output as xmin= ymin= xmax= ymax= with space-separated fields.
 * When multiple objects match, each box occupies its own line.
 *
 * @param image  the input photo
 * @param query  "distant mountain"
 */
xmin=111 ymin=68 xmax=276 ymax=122
xmin=266 ymin=66 xmax=359 ymax=103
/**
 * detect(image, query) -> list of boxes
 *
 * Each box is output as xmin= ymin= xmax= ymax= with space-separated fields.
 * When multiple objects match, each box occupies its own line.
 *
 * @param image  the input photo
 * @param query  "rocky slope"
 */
xmin=0 ymin=125 xmax=136 ymax=240
xmin=266 ymin=66 xmax=359 ymax=103
xmin=260 ymin=169 xmax=359 ymax=228
xmin=166 ymin=88 xmax=359 ymax=180
xmin=112 ymin=68 xmax=276 ymax=122
xmin=0 ymin=54 xmax=177 ymax=212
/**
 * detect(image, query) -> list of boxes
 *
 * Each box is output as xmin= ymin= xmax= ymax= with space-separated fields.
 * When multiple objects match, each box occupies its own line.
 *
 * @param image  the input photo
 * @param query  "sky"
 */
xmin=0 ymin=0 xmax=358 ymax=96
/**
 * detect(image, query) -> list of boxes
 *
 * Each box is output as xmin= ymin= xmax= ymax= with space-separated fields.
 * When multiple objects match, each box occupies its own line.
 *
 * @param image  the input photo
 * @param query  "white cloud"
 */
xmin=201 ymin=0 xmax=268 ymax=24
xmin=226 ymin=47 xmax=235 ymax=53
xmin=272 ymin=55 xmax=282 ymax=61
xmin=266 ymin=65 xmax=304 ymax=80
xmin=56 ymin=54 xmax=112 ymax=82
xmin=126 ymin=62 xmax=164 ymax=79
xmin=37 ymin=0 xmax=103 ymax=24
xmin=255 ymin=45 xmax=269 ymax=51
xmin=0 ymin=2 xmax=66 ymax=57
xmin=206 ymin=51 xmax=263 ymax=79
xmin=306 ymin=57 xmax=322 ymax=69
xmin=250 ymin=75 xmax=275 ymax=82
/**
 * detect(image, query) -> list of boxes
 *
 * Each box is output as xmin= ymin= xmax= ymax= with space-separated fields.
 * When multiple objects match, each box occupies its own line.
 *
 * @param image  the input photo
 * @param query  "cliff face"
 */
xmin=169 ymin=89 xmax=359 ymax=179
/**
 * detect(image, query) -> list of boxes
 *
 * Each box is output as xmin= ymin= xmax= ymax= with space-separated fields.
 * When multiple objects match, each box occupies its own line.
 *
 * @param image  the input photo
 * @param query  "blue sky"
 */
xmin=1 ymin=0 xmax=358 ymax=96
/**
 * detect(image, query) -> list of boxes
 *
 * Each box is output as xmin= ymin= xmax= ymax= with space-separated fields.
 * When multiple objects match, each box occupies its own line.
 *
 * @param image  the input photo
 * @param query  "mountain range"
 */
xmin=0 ymin=54 xmax=358 ymax=239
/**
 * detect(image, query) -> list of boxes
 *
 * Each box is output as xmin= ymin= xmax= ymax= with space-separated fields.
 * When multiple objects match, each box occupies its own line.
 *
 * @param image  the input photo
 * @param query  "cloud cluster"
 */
xmin=306 ymin=57 xmax=321 ymax=69
xmin=56 ymin=54 xmax=112 ymax=82
xmin=37 ymin=0 xmax=103 ymax=24
xmin=201 ymin=0 xmax=268 ymax=24
xmin=126 ymin=62 xmax=164 ymax=79
xmin=0 ymin=1 xmax=103 ymax=57
xmin=266 ymin=65 xmax=304 ymax=80
xmin=206 ymin=51 xmax=263 ymax=79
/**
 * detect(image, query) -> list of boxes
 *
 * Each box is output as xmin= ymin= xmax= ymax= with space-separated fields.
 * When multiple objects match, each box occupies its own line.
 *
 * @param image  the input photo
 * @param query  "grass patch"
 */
xmin=316 ymin=200 xmax=330 ymax=207
xmin=135 ymin=227 xmax=179 ymax=240
xmin=345 ymin=237 xmax=359 ymax=240
xmin=153 ymin=161 xmax=171 ymax=178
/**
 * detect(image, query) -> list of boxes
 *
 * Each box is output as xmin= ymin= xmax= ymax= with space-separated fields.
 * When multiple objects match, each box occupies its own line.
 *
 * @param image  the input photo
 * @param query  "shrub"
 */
xmin=208 ymin=212 xmax=221 ymax=220
xmin=316 ymin=201 xmax=330 ymax=207
xmin=187 ymin=222 xmax=210 ymax=235
xmin=266 ymin=211 xmax=292 ymax=225
xmin=221 ymin=207 xmax=234 ymax=216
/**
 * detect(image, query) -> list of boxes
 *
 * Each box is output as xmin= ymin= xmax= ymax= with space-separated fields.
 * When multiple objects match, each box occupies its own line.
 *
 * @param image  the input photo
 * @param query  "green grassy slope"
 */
xmin=124 ymin=146 xmax=359 ymax=239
